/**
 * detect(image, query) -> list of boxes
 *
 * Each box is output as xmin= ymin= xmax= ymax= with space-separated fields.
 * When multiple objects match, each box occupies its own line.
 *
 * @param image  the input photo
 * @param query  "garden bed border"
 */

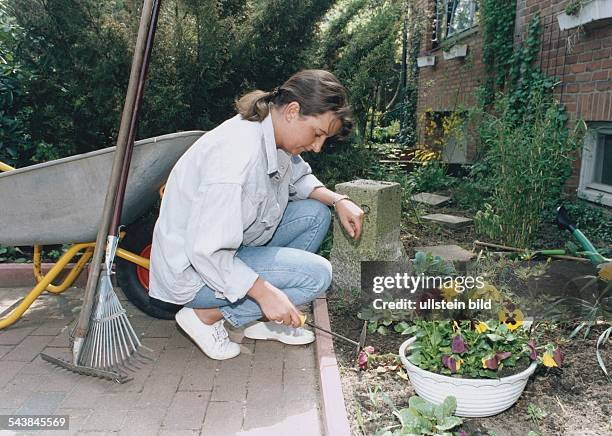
xmin=312 ymin=296 xmax=352 ymax=436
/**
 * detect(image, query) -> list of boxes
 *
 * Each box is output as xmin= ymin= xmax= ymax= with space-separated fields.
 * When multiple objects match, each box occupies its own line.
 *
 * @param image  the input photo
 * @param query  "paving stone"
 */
xmin=279 ymin=404 xmax=322 ymax=436
xmin=117 ymin=406 xmax=165 ymax=436
xmin=53 ymin=407 xmax=94 ymax=435
xmin=2 ymin=335 xmax=54 ymax=362
xmin=252 ymin=341 xmax=284 ymax=370
xmin=161 ymin=391 xmax=210 ymax=430
xmin=81 ymin=408 xmax=128 ymax=432
xmin=201 ymin=401 xmax=244 ymax=436
xmin=37 ymin=368 xmax=82 ymax=393
xmin=158 ymin=430 xmax=199 ymax=436
xmin=421 ymin=213 xmax=473 ymax=228
xmin=178 ymin=361 xmax=215 ymax=392
xmin=31 ymin=319 xmax=72 ymax=336
xmin=136 ymin=371 xmax=182 ymax=409
xmin=0 ymin=326 xmax=36 ymax=345
xmin=283 ymin=367 xmax=317 ymax=387
xmin=103 ymin=363 xmax=153 ymax=394
xmin=0 ymin=360 xmax=27 ymax=389
xmin=0 ymin=383 xmax=35 ymax=409
xmin=410 ymin=192 xmax=451 ymax=206
xmin=4 ymin=371 xmax=48 ymax=394
xmin=16 ymin=391 xmax=66 ymax=415
xmin=150 ymin=344 xmax=193 ymax=375
xmin=0 ymin=345 xmax=14 ymax=359
xmin=143 ymin=319 xmax=175 ymax=338
xmin=47 ymin=328 xmax=71 ymax=348
xmin=284 ymin=344 xmax=316 ymax=369
xmin=59 ymin=378 xmax=108 ymax=409
xmin=414 ymin=244 xmax=475 ymax=272
xmin=210 ymin=368 xmax=248 ymax=402
xmin=242 ymin=396 xmax=283 ymax=430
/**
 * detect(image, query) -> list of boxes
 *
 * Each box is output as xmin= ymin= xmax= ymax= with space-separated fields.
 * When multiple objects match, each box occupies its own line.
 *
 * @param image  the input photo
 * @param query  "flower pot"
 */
xmin=557 ymin=0 xmax=612 ymax=31
xmin=417 ymin=55 xmax=436 ymax=67
xmin=442 ymin=44 xmax=468 ymax=60
xmin=399 ymin=337 xmax=537 ymax=417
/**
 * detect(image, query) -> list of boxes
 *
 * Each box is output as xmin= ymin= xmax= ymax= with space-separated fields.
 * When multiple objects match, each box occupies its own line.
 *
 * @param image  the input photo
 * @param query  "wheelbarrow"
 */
xmin=0 ymin=130 xmax=204 ymax=329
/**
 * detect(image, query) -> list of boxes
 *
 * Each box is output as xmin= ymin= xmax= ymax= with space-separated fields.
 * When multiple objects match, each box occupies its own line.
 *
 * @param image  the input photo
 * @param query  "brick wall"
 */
xmin=415 ymin=0 xmax=612 ymax=192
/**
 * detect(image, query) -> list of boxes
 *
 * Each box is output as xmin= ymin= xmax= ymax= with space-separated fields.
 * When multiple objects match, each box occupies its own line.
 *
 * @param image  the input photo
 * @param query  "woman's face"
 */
xmin=273 ymin=103 xmax=341 ymax=156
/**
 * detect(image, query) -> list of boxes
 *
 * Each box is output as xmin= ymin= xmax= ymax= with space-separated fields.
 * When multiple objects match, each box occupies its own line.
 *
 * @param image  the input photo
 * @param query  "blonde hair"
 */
xmin=236 ymin=70 xmax=353 ymax=138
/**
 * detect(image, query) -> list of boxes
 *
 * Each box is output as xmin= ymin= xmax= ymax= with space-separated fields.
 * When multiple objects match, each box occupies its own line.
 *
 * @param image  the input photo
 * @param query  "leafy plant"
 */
xmin=412 ymin=251 xmax=457 ymax=276
xmin=408 ymin=162 xmax=455 ymax=194
xmin=565 ymin=0 xmax=585 ymax=16
xmin=375 ymin=395 xmax=462 ymax=436
xmin=526 ymin=403 xmax=548 ymax=426
xmin=407 ymin=320 xmax=562 ymax=379
xmin=0 ymin=245 xmax=26 ymax=263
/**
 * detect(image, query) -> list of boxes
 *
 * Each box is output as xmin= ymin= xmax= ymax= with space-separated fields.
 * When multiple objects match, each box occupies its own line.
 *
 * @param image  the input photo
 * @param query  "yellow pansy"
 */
xmin=542 ymin=351 xmax=557 ymax=367
xmin=475 ymin=321 xmax=489 ymax=334
xmin=598 ymin=262 xmax=612 ymax=282
xmin=498 ymin=304 xmax=524 ymax=331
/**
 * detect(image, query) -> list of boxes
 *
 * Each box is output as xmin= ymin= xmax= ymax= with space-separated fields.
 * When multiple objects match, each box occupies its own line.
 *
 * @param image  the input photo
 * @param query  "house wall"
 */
xmin=415 ymin=0 xmax=612 ymax=192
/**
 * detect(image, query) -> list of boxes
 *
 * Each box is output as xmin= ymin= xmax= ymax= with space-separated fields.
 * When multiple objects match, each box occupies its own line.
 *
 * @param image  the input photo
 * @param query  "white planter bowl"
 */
xmin=399 ymin=337 xmax=537 ymax=417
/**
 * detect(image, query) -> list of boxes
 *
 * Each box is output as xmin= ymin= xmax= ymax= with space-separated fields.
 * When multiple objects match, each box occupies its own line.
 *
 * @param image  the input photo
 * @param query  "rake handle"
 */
xmin=110 ymin=0 xmax=162 ymax=236
xmin=74 ymin=0 xmax=157 ymax=345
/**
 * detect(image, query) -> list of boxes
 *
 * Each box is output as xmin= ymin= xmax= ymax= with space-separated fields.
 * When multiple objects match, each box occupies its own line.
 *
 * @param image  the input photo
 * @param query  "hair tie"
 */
xmin=270 ymin=87 xmax=280 ymax=98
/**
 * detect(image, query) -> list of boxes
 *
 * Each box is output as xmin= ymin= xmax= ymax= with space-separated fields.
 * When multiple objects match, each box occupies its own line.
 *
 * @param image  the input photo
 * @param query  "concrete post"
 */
xmin=330 ymin=179 xmax=408 ymax=292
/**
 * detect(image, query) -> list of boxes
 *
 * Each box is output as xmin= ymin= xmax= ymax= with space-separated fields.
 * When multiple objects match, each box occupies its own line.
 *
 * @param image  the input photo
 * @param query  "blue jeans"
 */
xmin=185 ymin=199 xmax=332 ymax=327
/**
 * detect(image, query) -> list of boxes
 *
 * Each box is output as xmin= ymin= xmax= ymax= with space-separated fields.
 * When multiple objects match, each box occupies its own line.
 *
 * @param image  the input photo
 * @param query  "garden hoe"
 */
xmin=41 ymin=0 xmax=162 ymax=383
xmin=299 ymin=314 xmax=368 ymax=359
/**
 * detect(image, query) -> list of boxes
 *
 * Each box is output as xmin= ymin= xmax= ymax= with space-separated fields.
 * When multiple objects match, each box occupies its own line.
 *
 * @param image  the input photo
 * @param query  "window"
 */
xmin=578 ymin=123 xmax=612 ymax=207
xmin=433 ymin=0 xmax=479 ymax=47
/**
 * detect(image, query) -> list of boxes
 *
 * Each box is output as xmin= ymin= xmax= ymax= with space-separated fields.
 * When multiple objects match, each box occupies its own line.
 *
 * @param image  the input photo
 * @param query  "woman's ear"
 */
xmin=284 ymin=101 xmax=301 ymax=122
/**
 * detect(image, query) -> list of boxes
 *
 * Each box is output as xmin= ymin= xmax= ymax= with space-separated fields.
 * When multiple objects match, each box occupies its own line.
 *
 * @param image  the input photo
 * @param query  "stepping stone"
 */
xmin=414 ymin=244 xmax=475 ymax=272
xmin=411 ymin=192 xmax=450 ymax=206
xmin=414 ymin=245 xmax=475 ymax=263
xmin=422 ymin=213 xmax=472 ymax=228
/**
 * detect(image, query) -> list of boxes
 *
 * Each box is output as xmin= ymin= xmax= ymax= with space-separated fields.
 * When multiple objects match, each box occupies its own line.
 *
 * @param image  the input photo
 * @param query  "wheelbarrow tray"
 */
xmin=0 ymin=131 xmax=204 ymax=246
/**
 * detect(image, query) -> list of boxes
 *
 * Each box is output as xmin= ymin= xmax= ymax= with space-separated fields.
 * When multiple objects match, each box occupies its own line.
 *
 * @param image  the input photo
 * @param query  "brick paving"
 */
xmin=0 ymin=286 xmax=324 ymax=435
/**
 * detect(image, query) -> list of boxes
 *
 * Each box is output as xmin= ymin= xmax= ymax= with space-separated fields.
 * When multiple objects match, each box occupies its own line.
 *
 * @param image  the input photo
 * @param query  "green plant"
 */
xmin=407 ymin=320 xmax=562 ymax=379
xmin=0 ymin=245 xmax=26 ymax=262
xmin=412 ymin=251 xmax=457 ymax=276
xmin=565 ymin=0 xmax=585 ymax=16
xmin=526 ymin=403 xmax=548 ymax=426
xmin=375 ymin=395 xmax=463 ymax=436
xmin=408 ymin=162 xmax=455 ymax=194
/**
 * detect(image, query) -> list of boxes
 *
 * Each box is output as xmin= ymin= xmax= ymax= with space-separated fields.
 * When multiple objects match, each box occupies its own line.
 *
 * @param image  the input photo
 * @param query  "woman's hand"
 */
xmin=248 ymin=278 xmax=302 ymax=327
xmin=335 ymin=199 xmax=365 ymax=240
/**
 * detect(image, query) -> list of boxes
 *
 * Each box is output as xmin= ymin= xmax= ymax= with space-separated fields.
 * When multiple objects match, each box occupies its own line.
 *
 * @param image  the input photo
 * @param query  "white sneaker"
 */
xmin=243 ymin=321 xmax=315 ymax=345
xmin=175 ymin=308 xmax=241 ymax=360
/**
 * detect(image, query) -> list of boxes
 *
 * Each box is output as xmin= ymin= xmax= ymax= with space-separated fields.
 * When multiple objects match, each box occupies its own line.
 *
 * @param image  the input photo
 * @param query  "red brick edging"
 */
xmin=0 ymin=263 xmax=88 ymax=288
xmin=312 ymin=297 xmax=352 ymax=436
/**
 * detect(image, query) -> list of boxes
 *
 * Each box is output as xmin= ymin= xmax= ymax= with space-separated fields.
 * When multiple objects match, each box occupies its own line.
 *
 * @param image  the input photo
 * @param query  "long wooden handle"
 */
xmin=73 ymin=0 xmax=156 ymax=343
xmin=110 ymin=0 xmax=162 ymax=236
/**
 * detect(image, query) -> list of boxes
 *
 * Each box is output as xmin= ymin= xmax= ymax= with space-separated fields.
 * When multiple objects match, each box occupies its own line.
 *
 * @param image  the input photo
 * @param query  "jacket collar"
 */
xmin=262 ymin=113 xmax=278 ymax=175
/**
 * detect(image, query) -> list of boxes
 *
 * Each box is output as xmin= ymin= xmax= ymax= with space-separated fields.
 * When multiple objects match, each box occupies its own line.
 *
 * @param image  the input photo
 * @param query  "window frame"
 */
xmin=578 ymin=123 xmax=612 ymax=207
xmin=432 ymin=0 xmax=479 ymax=48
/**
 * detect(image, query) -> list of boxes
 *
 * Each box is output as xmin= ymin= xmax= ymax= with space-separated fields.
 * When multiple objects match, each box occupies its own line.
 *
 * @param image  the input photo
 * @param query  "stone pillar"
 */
xmin=330 ymin=179 xmax=408 ymax=292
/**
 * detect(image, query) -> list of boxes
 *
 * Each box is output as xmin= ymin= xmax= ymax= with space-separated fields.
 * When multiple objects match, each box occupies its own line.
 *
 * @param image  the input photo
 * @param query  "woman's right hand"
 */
xmin=248 ymin=277 xmax=302 ymax=327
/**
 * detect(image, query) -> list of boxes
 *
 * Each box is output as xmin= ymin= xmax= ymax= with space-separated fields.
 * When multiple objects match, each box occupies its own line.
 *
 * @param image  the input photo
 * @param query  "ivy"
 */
xmin=479 ymin=0 xmax=517 ymax=106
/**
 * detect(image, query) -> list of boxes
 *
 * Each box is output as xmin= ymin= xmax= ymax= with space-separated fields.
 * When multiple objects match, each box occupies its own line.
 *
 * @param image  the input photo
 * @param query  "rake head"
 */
xmin=42 ymin=267 xmax=154 ymax=383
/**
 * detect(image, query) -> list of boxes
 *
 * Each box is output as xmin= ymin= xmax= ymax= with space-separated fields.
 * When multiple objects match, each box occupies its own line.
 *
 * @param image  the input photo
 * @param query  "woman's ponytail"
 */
xmin=235 ymin=90 xmax=274 ymax=121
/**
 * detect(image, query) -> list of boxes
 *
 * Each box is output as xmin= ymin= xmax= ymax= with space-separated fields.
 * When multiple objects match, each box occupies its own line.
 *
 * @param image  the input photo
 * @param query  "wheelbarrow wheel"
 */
xmin=115 ymin=213 xmax=179 ymax=320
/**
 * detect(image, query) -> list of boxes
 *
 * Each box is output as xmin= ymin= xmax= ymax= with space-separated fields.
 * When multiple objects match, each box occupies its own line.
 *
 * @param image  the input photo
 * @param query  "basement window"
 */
xmin=578 ymin=123 xmax=612 ymax=207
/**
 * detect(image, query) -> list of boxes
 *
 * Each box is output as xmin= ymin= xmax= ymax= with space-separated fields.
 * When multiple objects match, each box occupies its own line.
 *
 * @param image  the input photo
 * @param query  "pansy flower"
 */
xmin=527 ymin=339 xmax=537 ymax=360
xmin=481 ymin=351 xmax=512 ymax=370
xmin=474 ymin=321 xmax=489 ymax=334
xmin=442 ymin=355 xmax=463 ymax=373
xmin=451 ymin=334 xmax=467 ymax=354
xmin=498 ymin=302 xmax=524 ymax=331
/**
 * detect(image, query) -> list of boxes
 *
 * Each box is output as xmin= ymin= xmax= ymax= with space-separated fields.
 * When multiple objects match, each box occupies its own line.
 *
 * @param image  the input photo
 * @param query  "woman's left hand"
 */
xmin=335 ymin=199 xmax=365 ymax=240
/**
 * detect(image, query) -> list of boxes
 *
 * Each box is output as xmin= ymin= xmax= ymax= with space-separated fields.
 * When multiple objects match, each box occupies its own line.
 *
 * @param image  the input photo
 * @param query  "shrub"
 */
xmin=475 ymin=90 xmax=583 ymax=248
